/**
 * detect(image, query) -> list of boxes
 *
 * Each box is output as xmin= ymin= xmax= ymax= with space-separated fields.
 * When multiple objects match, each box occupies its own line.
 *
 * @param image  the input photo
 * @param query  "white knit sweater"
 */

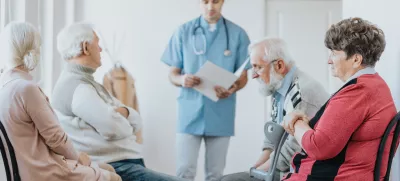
xmin=52 ymin=63 xmax=143 ymax=163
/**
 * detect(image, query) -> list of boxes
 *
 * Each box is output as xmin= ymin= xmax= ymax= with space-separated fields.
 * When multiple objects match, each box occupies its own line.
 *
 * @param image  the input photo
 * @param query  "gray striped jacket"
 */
xmin=262 ymin=68 xmax=330 ymax=178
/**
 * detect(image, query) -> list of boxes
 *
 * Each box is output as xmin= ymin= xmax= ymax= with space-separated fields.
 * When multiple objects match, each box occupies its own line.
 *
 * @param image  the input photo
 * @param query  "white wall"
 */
xmin=342 ymin=0 xmax=400 ymax=180
xmin=264 ymin=0 xmax=343 ymax=94
xmin=75 ymin=0 xmax=266 ymax=180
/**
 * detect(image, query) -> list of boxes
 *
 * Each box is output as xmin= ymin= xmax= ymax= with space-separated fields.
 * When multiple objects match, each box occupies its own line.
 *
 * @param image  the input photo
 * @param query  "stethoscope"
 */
xmin=192 ymin=16 xmax=231 ymax=56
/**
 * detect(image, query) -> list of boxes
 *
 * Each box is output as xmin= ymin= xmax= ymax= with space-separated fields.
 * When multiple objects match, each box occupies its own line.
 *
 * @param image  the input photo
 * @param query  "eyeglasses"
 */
xmin=251 ymin=59 xmax=279 ymax=77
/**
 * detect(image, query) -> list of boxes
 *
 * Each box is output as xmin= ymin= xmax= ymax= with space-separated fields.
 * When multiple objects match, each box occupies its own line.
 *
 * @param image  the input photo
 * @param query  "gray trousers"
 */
xmin=220 ymin=171 xmax=282 ymax=181
xmin=176 ymin=133 xmax=230 ymax=181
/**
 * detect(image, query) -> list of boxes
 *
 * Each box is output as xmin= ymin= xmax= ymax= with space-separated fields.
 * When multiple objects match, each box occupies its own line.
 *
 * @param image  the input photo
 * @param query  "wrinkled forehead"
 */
xmin=200 ymin=0 xmax=225 ymax=3
xmin=92 ymin=31 xmax=99 ymax=40
xmin=200 ymin=0 xmax=225 ymax=5
xmin=250 ymin=46 xmax=267 ymax=64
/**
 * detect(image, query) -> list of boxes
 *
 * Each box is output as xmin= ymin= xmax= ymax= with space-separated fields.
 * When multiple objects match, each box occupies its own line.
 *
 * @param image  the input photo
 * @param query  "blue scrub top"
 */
xmin=161 ymin=16 xmax=251 ymax=136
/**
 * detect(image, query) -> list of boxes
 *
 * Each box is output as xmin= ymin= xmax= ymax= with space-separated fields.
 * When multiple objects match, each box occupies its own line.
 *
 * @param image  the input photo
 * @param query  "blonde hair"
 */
xmin=0 ymin=22 xmax=41 ymax=71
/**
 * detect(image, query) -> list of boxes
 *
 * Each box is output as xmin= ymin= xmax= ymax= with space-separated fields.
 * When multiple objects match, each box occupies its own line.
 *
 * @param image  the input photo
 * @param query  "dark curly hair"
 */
xmin=324 ymin=17 xmax=386 ymax=66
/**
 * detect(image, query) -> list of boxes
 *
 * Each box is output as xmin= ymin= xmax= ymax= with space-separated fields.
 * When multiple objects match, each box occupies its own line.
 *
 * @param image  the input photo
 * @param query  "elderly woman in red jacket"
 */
xmin=281 ymin=17 xmax=397 ymax=181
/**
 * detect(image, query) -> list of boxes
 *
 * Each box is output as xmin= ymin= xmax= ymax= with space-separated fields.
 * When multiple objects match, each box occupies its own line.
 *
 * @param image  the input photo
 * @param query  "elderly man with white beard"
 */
xmin=221 ymin=38 xmax=329 ymax=181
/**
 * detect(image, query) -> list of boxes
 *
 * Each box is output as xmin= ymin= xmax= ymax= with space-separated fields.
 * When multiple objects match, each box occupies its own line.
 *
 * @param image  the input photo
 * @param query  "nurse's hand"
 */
xmin=181 ymin=74 xmax=201 ymax=88
xmin=214 ymin=86 xmax=232 ymax=99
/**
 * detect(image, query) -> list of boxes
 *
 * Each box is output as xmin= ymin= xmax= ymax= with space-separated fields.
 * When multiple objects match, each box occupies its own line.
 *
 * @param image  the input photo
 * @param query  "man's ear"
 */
xmin=82 ymin=41 xmax=90 ymax=56
xmin=275 ymin=59 xmax=286 ymax=74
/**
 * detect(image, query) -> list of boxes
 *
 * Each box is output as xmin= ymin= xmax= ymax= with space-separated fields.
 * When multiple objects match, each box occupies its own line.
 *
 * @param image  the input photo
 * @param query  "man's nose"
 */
xmin=207 ymin=3 xmax=213 ymax=10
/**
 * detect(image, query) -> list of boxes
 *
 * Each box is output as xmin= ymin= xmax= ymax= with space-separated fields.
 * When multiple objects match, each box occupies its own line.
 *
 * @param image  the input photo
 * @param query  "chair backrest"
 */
xmin=0 ymin=121 xmax=20 ymax=181
xmin=374 ymin=112 xmax=400 ymax=181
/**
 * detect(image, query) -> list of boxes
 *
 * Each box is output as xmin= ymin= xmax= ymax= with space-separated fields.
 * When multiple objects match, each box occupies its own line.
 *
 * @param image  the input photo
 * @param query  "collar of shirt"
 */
xmin=200 ymin=15 xmax=224 ymax=32
xmin=344 ymin=67 xmax=376 ymax=84
xmin=276 ymin=66 xmax=297 ymax=96
xmin=3 ymin=68 xmax=33 ymax=81
xmin=209 ymin=24 xmax=217 ymax=32
xmin=0 ymin=69 xmax=33 ymax=89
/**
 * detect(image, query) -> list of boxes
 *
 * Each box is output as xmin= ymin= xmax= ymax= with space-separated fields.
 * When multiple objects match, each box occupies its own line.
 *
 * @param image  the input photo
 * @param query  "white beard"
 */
xmin=258 ymin=69 xmax=283 ymax=97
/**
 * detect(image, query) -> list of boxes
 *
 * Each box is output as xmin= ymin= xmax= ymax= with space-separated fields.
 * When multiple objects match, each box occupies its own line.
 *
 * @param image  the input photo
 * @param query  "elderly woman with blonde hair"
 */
xmin=0 ymin=22 xmax=121 ymax=181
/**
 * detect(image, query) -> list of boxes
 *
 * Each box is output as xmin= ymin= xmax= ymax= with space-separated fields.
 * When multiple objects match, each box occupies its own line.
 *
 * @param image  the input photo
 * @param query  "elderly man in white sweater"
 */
xmin=51 ymin=22 xmax=185 ymax=181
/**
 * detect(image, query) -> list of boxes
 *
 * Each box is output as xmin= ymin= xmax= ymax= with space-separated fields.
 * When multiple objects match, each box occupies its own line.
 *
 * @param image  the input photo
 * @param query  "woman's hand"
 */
xmin=78 ymin=152 xmax=91 ymax=166
xmin=282 ymin=111 xmax=308 ymax=135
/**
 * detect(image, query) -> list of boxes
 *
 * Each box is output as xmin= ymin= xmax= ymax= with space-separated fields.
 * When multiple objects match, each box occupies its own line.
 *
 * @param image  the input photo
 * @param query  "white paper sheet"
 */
xmin=194 ymin=58 xmax=250 ymax=102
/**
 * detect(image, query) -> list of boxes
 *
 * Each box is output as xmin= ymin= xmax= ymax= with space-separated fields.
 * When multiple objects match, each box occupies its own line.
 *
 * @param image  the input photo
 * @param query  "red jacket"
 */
xmin=283 ymin=74 xmax=397 ymax=181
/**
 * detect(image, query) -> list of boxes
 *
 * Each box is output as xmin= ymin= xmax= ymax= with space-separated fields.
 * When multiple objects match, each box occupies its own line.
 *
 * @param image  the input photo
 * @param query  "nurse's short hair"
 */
xmin=57 ymin=22 xmax=95 ymax=60
xmin=0 ymin=22 xmax=41 ymax=71
xmin=248 ymin=37 xmax=294 ymax=64
xmin=325 ymin=17 xmax=386 ymax=67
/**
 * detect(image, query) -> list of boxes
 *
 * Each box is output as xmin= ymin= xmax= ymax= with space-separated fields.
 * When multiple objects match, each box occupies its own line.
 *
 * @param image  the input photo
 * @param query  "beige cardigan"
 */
xmin=0 ymin=69 xmax=109 ymax=181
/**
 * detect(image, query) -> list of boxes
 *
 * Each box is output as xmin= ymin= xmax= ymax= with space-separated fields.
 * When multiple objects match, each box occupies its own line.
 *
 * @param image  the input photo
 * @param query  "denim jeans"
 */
xmin=109 ymin=159 xmax=186 ymax=181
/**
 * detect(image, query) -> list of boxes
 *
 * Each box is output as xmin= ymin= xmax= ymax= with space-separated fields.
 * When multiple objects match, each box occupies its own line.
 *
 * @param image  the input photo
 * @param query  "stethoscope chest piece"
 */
xmin=224 ymin=50 xmax=231 ymax=56
xmin=192 ymin=16 xmax=231 ymax=57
